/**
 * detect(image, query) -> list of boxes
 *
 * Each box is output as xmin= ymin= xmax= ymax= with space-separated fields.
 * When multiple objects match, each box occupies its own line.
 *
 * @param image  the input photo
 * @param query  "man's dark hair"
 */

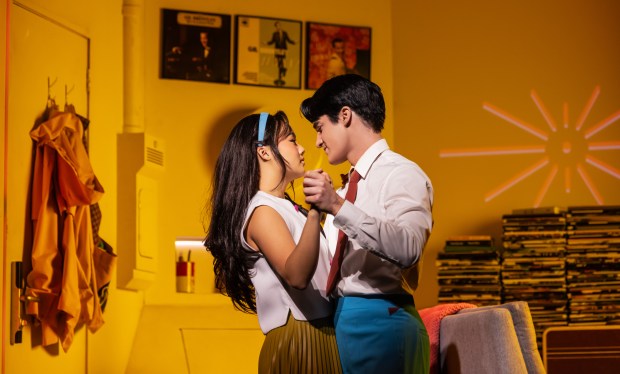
xmin=331 ymin=37 xmax=344 ymax=47
xmin=300 ymin=74 xmax=385 ymax=133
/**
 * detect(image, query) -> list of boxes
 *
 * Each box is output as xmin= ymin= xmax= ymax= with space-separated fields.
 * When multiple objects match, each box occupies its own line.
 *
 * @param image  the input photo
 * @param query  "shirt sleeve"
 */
xmin=333 ymin=164 xmax=433 ymax=268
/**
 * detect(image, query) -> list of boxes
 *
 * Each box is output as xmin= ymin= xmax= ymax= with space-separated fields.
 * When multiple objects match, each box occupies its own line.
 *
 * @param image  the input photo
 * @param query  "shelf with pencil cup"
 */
xmin=174 ymin=236 xmax=217 ymax=295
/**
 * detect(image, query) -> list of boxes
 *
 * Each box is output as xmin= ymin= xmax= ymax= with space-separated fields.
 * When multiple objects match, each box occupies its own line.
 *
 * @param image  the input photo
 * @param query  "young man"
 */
xmin=302 ymin=74 xmax=433 ymax=373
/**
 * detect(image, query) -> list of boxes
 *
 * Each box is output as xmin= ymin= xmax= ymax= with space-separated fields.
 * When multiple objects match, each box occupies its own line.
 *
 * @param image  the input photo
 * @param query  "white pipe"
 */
xmin=122 ymin=0 xmax=144 ymax=133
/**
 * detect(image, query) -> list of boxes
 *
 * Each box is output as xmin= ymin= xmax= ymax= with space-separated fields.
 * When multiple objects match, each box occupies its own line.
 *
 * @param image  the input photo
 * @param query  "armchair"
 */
xmin=420 ymin=301 xmax=546 ymax=374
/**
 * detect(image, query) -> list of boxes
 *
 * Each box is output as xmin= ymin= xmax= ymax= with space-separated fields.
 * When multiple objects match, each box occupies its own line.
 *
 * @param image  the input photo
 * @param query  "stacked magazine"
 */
xmin=501 ymin=206 xmax=569 ymax=346
xmin=436 ymin=235 xmax=501 ymax=306
xmin=565 ymin=205 xmax=620 ymax=326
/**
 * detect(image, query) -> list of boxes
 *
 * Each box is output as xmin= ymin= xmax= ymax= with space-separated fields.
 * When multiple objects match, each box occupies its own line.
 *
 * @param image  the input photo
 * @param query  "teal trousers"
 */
xmin=334 ymin=295 xmax=430 ymax=374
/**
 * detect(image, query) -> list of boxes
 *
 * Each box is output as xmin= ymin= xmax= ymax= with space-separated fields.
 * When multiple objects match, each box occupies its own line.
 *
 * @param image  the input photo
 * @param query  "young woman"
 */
xmin=205 ymin=111 xmax=341 ymax=373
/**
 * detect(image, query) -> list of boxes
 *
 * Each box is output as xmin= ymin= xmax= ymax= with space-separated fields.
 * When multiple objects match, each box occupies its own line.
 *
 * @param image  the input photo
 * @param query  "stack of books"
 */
xmin=501 ymin=206 xmax=569 ymax=346
xmin=565 ymin=205 xmax=620 ymax=326
xmin=436 ymin=235 xmax=501 ymax=306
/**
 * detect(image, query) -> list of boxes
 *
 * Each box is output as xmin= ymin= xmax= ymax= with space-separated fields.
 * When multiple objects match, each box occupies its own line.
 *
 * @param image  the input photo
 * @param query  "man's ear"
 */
xmin=340 ymin=106 xmax=353 ymax=127
xmin=257 ymin=146 xmax=271 ymax=161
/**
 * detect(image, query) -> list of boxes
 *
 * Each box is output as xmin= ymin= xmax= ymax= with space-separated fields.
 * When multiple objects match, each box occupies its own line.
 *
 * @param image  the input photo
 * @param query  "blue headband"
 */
xmin=257 ymin=112 xmax=268 ymax=146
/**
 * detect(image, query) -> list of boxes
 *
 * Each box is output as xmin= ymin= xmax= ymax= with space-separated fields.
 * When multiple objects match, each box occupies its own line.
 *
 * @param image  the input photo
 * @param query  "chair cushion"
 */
xmin=419 ymin=303 xmax=477 ymax=374
xmin=458 ymin=301 xmax=545 ymax=373
xmin=440 ymin=308 xmax=528 ymax=374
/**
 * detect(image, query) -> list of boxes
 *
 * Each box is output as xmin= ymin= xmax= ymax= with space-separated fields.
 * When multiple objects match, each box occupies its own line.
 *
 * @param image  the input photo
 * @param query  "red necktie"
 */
xmin=326 ymin=170 xmax=361 ymax=294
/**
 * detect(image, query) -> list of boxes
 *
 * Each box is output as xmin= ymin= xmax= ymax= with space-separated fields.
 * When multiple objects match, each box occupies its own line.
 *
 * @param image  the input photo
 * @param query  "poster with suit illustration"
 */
xmin=306 ymin=22 xmax=371 ymax=90
xmin=161 ymin=9 xmax=231 ymax=83
xmin=234 ymin=15 xmax=302 ymax=89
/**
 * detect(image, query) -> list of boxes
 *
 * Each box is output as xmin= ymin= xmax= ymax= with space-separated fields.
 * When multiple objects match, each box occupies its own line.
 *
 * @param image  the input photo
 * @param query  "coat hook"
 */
xmin=65 ymin=84 xmax=74 ymax=103
xmin=47 ymin=76 xmax=58 ymax=100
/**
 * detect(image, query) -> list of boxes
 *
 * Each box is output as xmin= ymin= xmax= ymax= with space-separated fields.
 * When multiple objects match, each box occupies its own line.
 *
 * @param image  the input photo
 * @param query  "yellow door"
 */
xmin=3 ymin=1 xmax=89 ymax=371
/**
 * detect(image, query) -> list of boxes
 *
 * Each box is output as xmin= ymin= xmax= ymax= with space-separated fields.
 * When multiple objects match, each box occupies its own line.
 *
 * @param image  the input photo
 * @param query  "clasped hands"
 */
xmin=303 ymin=169 xmax=345 ymax=215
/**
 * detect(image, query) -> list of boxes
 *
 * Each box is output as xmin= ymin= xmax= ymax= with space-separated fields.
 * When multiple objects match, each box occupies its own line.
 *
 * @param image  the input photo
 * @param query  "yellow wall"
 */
xmin=4 ymin=0 xmax=619 ymax=372
xmin=393 ymin=0 xmax=620 ymax=308
xmin=131 ymin=2 xmax=393 ymax=371
xmin=140 ymin=0 xmax=394 ymax=307
xmin=3 ymin=0 xmax=393 ymax=373
xmin=128 ymin=0 xmax=393 ymax=373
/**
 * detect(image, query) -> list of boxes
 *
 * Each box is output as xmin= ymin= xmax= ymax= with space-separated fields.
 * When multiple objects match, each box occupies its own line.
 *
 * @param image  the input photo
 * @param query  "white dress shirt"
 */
xmin=324 ymin=139 xmax=434 ymax=296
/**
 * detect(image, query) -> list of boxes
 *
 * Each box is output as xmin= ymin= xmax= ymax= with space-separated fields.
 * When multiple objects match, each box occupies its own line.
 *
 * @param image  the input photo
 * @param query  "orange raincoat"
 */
xmin=25 ymin=109 xmax=114 ymax=352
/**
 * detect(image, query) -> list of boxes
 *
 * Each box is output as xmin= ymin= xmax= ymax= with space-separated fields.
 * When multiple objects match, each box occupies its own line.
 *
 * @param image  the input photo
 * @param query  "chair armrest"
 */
xmin=458 ymin=301 xmax=545 ymax=373
xmin=440 ymin=308 xmax=528 ymax=374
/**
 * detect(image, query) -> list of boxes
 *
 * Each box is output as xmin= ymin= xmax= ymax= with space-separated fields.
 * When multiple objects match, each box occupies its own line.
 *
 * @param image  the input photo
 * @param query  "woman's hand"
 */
xmin=304 ymin=169 xmax=344 ymax=215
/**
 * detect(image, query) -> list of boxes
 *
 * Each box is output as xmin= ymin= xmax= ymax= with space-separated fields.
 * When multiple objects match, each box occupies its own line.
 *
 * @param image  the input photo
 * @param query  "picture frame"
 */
xmin=305 ymin=22 xmax=372 ymax=90
xmin=161 ymin=9 xmax=231 ymax=84
xmin=234 ymin=15 xmax=302 ymax=89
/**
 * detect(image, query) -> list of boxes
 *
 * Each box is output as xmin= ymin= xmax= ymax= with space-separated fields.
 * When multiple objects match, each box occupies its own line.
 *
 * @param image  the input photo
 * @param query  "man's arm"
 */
xmin=266 ymin=32 xmax=276 ymax=45
xmin=334 ymin=165 xmax=433 ymax=267
xmin=305 ymin=165 xmax=433 ymax=268
xmin=284 ymin=32 xmax=295 ymax=45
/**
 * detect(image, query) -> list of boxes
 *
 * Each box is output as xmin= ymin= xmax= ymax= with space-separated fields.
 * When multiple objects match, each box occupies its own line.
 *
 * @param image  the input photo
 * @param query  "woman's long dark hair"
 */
xmin=204 ymin=111 xmax=293 ymax=313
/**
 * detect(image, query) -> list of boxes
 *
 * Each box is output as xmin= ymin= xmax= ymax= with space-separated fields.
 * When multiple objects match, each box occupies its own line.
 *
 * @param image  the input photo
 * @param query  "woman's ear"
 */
xmin=257 ymin=146 xmax=271 ymax=161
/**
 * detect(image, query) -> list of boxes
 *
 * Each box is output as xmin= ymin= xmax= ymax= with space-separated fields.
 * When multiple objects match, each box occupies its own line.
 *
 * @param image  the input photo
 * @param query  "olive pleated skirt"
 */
xmin=258 ymin=313 xmax=342 ymax=373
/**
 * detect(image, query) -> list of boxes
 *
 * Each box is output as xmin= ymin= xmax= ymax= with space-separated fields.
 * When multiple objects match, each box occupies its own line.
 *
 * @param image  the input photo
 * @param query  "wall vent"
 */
xmin=146 ymin=146 xmax=164 ymax=167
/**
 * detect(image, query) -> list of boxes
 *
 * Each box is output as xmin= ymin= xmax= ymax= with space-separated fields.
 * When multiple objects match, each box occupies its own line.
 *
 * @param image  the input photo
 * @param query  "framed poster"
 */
xmin=305 ymin=22 xmax=371 ymax=90
xmin=161 ymin=9 xmax=231 ymax=83
xmin=234 ymin=15 xmax=302 ymax=89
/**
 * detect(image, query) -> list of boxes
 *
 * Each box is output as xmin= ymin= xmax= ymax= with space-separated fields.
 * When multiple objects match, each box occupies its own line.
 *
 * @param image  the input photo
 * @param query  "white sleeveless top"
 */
xmin=241 ymin=191 xmax=333 ymax=334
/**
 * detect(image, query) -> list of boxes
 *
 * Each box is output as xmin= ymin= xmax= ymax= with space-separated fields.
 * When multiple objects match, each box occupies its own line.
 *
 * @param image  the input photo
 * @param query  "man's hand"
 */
xmin=303 ymin=169 xmax=344 ymax=215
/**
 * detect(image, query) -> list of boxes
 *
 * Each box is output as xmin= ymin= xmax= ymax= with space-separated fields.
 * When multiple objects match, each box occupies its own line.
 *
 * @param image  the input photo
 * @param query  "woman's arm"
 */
xmin=246 ymin=206 xmax=321 ymax=289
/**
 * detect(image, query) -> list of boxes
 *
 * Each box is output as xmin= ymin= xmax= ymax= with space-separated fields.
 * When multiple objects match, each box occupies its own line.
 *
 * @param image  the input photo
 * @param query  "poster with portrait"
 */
xmin=161 ymin=9 xmax=231 ymax=83
xmin=234 ymin=15 xmax=302 ymax=89
xmin=305 ymin=22 xmax=371 ymax=90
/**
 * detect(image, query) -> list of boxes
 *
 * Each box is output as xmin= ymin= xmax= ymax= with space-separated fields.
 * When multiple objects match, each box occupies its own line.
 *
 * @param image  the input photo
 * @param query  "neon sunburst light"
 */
xmin=440 ymin=86 xmax=620 ymax=206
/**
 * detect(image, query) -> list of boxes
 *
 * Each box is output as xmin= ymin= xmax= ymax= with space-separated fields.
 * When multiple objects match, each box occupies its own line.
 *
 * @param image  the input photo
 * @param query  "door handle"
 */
xmin=10 ymin=261 xmax=39 ymax=345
